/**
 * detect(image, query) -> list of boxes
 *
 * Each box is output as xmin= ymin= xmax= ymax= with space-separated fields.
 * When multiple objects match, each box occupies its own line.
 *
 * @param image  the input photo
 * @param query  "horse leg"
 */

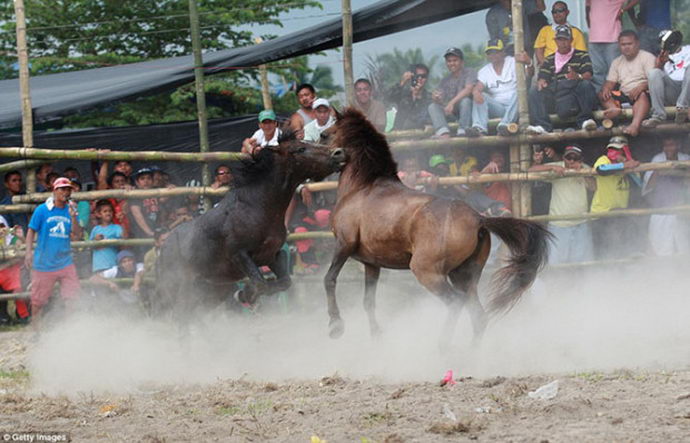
xmin=235 ymin=250 xmax=270 ymax=304
xmin=363 ymin=264 xmax=382 ymax=338
xmin=323 ymin=244 xmax=352 ymax=339
xmin=410 ymin=261 xmax=467 ymax=351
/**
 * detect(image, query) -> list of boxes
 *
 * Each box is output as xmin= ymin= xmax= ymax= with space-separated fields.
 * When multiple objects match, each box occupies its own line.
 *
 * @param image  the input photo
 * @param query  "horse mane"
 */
xmin=229 ymin=146 xmax=276 ymax=188
xmin=332 ymin=107 xmax=398 ymax=185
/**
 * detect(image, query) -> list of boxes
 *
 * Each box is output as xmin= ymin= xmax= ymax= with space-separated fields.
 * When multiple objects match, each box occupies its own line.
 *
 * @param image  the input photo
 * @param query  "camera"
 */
xmin=659 ymin=30 xmax=683 ymax=54
xmin=411 ymin=73 xmax=421 ymax=88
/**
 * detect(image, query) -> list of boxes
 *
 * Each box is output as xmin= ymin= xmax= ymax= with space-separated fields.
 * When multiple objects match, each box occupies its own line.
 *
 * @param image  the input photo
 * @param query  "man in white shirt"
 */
xmin=241 ymin=110 xmax=281 ymax=155
xmin=303 ymin=98 xmax=335 ymax=142
xmin=468 ymin=39 xmax=524 ymax=137
xmin=643 ymin=31 xmax=690 ymax=127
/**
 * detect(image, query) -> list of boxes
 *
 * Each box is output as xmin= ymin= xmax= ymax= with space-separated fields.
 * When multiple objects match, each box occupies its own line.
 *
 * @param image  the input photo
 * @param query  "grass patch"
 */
xmin=0 ymin=369 xmax=29 ymax=380
xmin=574 ymin=371 xmax=604 ymax=383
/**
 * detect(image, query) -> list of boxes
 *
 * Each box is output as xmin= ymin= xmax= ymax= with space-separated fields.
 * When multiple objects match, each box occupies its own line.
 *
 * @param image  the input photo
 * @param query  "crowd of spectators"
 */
xmin=1 ymin=0 xmax=688 ymax=323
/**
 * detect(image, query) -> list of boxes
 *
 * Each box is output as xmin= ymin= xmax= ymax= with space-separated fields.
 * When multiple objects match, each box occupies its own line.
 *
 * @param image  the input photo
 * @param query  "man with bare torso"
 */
xmin=289 ymin=83 xmax=317 ymax=139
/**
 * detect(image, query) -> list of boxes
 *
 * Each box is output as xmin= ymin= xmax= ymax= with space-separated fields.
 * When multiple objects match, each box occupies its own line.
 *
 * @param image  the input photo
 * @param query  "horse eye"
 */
xmin=297 ymin=146 xmax=306 ymax=153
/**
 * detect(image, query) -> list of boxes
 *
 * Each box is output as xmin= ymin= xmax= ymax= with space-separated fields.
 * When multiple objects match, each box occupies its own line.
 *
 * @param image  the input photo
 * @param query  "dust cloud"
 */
xmin=27 ymin=259 xmax=690 ymax=395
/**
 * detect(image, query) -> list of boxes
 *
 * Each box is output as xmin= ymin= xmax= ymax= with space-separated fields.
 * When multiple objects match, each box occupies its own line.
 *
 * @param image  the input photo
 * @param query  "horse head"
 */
xmin=270 ymin=129 xmax=346 ymax=185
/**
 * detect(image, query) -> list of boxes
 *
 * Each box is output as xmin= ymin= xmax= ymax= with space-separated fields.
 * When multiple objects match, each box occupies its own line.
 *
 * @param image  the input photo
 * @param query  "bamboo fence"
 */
xmin=0 ymin=147 xmax=250 ymax=163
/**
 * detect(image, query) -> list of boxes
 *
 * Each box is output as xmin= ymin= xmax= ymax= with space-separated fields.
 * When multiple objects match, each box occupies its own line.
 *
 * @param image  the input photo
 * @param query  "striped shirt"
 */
xmin=538 ymin=49 xmax=593 ymax=84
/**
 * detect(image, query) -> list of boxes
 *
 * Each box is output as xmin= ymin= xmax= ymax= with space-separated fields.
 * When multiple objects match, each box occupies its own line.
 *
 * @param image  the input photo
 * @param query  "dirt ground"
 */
xmin=0 ymin=327 xmax=689 ymax=442
xmin=2 ymin=262 xmax=690 ymax=442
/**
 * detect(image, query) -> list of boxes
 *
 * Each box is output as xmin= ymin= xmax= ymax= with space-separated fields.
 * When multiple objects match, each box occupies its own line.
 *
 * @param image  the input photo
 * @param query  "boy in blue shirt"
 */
xmin=90 ymin=200 xmax=124 ymax=273
xmin=24 ymin=177 xmax=83 ymax=326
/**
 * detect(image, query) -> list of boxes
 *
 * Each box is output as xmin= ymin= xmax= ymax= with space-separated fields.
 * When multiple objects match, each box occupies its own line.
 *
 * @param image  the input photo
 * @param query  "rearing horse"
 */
xmin=323 ymin=108 xmax=550 ymax=347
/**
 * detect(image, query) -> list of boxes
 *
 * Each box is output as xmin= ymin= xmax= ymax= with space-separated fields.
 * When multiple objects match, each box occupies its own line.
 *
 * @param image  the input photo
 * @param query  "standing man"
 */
xmin=586 ymin=0 xmax=639 ymax=90
xmin=428 ymin=47 xmax=477 ymax=138
xmin=353 ymin=78 xmax=386 ymax=132
xmin=527 ymin=25 xmax=597 ymax=134
xmin=24 ymin=177 xmax=83 ymax=326
xmin=590 ymin=136 xmax=640 ymax=258
xmin=387 ymin=64 xmax=432 ymax=131
xmin=533 ymin=1 xmax=587 ymax=66
xmin=599 ymin=30 xmax=656 ymax=137
xmin=468 ymin=39 xmax=522 ymax=137
xmin=304 ymin=98 xmax=336 ymax=142
xmin=289 ymin=83 xmax=316 ymax=139
xmin=643 ymin=31 xmax=690 ymax=127
xmin=643 ymin=136 xmax=690 ymax=256
xmin=529 ymin=146 xmax=596 ymax=263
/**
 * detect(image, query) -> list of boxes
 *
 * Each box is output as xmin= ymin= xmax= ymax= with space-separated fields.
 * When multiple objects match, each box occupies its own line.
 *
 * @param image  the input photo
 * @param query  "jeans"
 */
xmin=529 ymin=80 xmax=597 ymax=131
xmin=471 ymin=92 xmax=518 ymax=131
xmin=589 ymin=42 xmax=620 ymax=91
xmin=648 ymin=67 xmax=690 ymax=119
xmin=548 ymin=222 xmax=594 ymax=264
xmin=428 ymin=97 xmax=472 ymax=136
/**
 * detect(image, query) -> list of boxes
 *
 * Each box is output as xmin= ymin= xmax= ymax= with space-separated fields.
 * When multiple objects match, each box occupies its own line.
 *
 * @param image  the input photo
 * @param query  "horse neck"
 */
xmin=336 ymin=165 xmax=367 ymax=199
xmin=256 ymin=165 xmax=301 ymax=214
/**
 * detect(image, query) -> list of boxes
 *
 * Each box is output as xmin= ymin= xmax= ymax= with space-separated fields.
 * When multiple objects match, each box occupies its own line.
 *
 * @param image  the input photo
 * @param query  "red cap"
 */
xmin=52 ymin=177 xmax=73 ymax=189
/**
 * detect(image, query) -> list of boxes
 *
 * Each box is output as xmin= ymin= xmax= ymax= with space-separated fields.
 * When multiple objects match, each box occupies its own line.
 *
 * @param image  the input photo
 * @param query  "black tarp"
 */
xmin=0 ymin=0 xmax=495 ymax=129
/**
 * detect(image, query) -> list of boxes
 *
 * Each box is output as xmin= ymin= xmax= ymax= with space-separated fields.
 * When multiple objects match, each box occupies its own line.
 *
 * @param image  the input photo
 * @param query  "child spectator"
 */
xmin=129 ymin=168 xmax=159 ymax=259
xmin=105 ymin=171 xmax=131 ymax=237
xmin=89 ymin=200 xmax=123 ymax=273
xmin=45 ymin=172 xmax=60 ymax=192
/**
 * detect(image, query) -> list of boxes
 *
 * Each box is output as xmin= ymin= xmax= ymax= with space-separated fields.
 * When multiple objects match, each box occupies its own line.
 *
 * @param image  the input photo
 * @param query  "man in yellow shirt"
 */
xmin=534 ymin=1 xmax=587 ymax=66
xmin=591 ymin=136 xmax=640 ymax=259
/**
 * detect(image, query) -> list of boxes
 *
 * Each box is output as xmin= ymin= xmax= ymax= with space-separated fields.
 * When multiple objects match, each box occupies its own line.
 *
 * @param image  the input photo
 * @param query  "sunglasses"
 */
xmin=552 ymin=7 xmax=567 ymax=13
xmin=216 ymin=171 xmax=230 ymax=175
xmin=416 ymin=73 xmax=428 ymax=78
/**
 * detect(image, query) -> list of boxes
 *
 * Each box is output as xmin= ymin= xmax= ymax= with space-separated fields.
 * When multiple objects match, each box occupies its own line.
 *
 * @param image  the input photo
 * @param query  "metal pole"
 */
xmin=341 ymin=0 xmax=355 ymax=105
xmin=189 ymin=0 xmax=211 ymax=211
xmin=510 ymin=0 xmax=531 ymax=217
xmin=13 ymin=0 xmax=36 ymax=193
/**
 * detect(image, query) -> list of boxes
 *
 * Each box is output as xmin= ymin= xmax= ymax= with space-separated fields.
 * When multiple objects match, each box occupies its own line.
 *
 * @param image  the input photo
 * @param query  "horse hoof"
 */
xmin=329 ymin=318 xmax=345 ymax=339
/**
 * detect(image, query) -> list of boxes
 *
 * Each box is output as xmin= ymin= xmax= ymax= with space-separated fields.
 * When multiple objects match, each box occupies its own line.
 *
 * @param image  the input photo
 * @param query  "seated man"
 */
xmin=599 ymin=30 xmax=656 ymax=137
xmin=241 ymin=110 xmax=281 ymax=155
xmin=533 ymin=1 xmax=587 ymax=66
xmin=528 ymin=145 xmax=596 ymax=263
xmin=289 ymin=83 xmax=316 ymax=139
xmin=387 ymin=64 xmax=431 ymax=130
xmin=353 ymin=79 xmax=386 ymax=131
xmin=643 ymin=30 xmax=690 ymax=127
xmin=428 ymin=47 xmax=476 ymax=138
xmin=89 ymin=250 xmax=144 ymax=305
xmin=527 ymin=25 xmax=597 ymax=134
xmin=303 ymin=98 xmax=335 ymax=142
xmin=468 ymin=39 xmax=524 ymax=137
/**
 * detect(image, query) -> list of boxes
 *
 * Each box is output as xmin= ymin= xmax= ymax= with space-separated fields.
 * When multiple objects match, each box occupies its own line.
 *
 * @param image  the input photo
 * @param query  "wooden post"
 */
xmin=254 ymin=37 xmax=273 ymax=110
xmin=14 ymin=0 xmax=36 ymax=193
xmin=189 ymin=0 xmax=211 ymax=211
xmin=341 ymin=0 xmax=355 ymax=105
xmin=510 ymin=0 xmax=531 ymax=217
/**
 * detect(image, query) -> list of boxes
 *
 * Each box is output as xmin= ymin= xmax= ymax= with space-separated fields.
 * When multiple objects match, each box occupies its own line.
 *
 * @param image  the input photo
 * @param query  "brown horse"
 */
xmin=323 ymin=108 xmax=551 ymax=347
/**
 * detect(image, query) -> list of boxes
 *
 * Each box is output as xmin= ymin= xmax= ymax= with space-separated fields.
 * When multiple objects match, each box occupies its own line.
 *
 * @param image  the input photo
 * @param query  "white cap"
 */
xmin=312 ymin=98 xmax=330 ymax=109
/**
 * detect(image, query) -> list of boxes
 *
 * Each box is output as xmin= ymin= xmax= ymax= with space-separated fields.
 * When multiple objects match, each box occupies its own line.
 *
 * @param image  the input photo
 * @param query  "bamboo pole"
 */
xmin=13 ymin=0 xmax=36 ymax=194
xmin=253 ymin=37 xmax=273 ymax=110
xmin=0 ymin=203 xmax=36 ymax=213
xmin=12 ymin=186 xmax=230 ymax=204
xmin=189 ymin=0 xmax=211 ymax=212
xmin=0 ymin=147 xmax=249 ymax=163
xmin=0 ymin=159 xmax=44 ymax=174
xmin=341 ymin=0 xmax=355 ymax=105
xmin=385 ymin=107 xmax=684 ymax=140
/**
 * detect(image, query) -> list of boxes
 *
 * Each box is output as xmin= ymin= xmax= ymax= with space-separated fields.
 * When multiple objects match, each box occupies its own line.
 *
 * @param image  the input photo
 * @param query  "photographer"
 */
xmin=643 ymin=30 xmax=690 ymax=127
xmin=387 ymin=64 xmax=431 ymax=131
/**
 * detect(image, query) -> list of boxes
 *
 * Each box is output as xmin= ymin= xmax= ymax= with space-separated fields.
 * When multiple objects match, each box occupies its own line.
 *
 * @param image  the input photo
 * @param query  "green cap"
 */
xmin=428 ymin=154 xmax=449 ymax=169
xmin=258 ymin=109 xmax=277 ymax=122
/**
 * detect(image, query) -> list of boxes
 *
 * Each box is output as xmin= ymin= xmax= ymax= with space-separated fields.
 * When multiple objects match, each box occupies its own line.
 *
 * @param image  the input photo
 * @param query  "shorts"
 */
xmin=31 ymin=264 xmax=81 ymax=310
xmin=611 ymin=89 xmax=648 ymax=105
xmin=0 ymin=264 xmax=21 ymax=292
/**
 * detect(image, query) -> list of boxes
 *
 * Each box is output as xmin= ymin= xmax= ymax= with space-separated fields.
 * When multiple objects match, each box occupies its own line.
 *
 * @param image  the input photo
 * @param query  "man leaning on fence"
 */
xmin=24 ymin=177 xmax=83 ymax=328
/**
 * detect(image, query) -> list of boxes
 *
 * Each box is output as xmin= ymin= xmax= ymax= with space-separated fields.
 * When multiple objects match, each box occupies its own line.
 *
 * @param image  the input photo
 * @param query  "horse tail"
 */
xmin=480 ymin=216 xmax=552 ymax=315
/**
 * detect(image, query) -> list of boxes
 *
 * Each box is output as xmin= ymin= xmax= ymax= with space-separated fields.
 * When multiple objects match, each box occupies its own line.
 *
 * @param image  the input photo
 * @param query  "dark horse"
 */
xmin=323 ymin=109 xmax=550 ymax=347
xmin=156 ymin=133 xmax=345 ymax=315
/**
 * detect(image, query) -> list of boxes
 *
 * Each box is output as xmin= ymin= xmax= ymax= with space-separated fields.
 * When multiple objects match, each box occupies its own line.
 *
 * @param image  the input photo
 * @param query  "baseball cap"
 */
xmin=52 ymin=177 xmax=73 ymax=189
xmin=258 ymin=109 xmax=277 ymax=122
xmin=444 ymin=47 xmax=464 ymax=59
xmin=312 ymin=98 xmax=330 ymax=110
xmin=428 ymin=154 xmax=449 ymax=169
xmin=134 ymin=167 xmax=153 ymax=178
xmin=485 ymin=38 xmax=505 ymax=52
xmin=564 ymin=145 xmax=583 ymax=156
xmin=117 ymin=250 xmax=134 ymax=263
xmin=607 ymin=135 xmax=628 ymax=150
xmin=555 ymin=25 xmax=573 ymax=40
